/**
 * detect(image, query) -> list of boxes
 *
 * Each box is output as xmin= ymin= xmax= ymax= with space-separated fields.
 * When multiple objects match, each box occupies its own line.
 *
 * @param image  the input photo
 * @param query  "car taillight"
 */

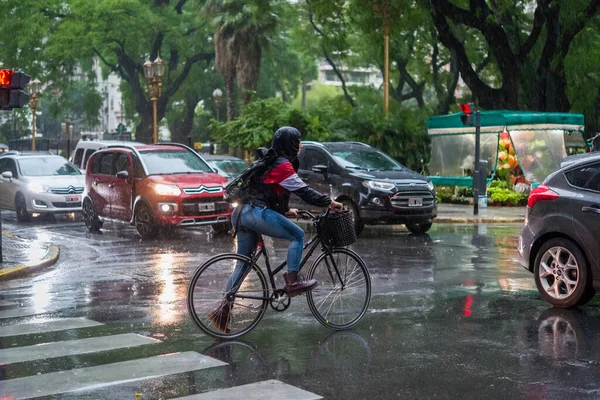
xmin=527 ymin=184 xmax=559 ymax=208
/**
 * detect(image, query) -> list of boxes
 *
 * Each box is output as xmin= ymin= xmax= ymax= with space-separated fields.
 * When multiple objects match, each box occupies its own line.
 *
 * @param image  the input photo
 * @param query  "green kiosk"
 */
xmin=426 ymin=111 xmax=586 ymax=188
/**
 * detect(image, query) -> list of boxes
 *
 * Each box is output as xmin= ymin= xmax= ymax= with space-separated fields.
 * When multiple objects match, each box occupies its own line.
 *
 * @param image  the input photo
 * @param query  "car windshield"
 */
xmin=18 ymin=157 xmax=81 ymax=176
xmin=139 ymin=149 xmax=212 ymax=175
xmin=331 ymin=150 xmax=403 ymax=171
xmin=209 ymin=159 xmax=248 ymax=178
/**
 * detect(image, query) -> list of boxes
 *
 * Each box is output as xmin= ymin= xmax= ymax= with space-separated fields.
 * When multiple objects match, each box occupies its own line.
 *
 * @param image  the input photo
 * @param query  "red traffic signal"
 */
xmin=0 ymin=69 xmax=14 ymax=86
xmin=460 ymin=103 xmax=474 ymax=114
xmin=0 ymin=69 xmax=31 ymax=110
xmin=460 ymin=102 xmax=475 ymax=126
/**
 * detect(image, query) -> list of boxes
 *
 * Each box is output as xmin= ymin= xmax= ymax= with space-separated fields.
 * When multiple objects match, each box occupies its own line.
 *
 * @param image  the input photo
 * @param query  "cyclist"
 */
xmin=209 ymin=126 xmax=343 ymax=333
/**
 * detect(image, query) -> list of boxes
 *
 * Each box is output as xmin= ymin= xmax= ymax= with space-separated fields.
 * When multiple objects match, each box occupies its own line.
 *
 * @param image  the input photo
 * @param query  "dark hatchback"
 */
xmin=519 ymin=153 xmax=600 ymax=308
xmin=294 ymin=141 xmax=437 ymax=234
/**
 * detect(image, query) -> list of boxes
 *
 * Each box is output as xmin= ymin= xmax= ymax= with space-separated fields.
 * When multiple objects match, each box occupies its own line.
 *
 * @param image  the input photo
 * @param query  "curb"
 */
xmin=435 ymin=217 xmax=524 ymax=224
xmin=0 ymin=235 xmax=61 ymax=281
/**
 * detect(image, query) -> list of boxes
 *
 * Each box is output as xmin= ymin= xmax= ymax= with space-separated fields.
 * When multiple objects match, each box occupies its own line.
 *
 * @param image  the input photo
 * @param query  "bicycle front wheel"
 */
xmin=187 ymin=253 xmax=269 ymax=339
xmin=306 ymin=248 xmax=371 ymax=330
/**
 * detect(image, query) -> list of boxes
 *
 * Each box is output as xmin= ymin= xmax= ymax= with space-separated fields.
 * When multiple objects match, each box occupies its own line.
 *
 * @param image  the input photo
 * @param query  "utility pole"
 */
xmin=473 ymin=110 xmax=481 ymax=216
xmin=374 ymin=0 xmax=392 ymax=116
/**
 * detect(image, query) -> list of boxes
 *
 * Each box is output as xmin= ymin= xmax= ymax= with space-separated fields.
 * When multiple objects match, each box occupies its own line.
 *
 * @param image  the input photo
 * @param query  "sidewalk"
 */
xmin=435 ymin=203 xmax=526 ymax=223
xmin=298 ymin=203 xmax=525 ymax=236
xmin=0 ymin=231 xmax=60 ymax=281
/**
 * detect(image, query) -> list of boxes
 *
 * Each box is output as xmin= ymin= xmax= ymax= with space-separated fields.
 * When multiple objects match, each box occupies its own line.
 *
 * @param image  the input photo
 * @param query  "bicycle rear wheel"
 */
xmin=307 ymin=248 xmax=371 ymax=330
xmin=187 ymin=253 xmax=269 ymax=339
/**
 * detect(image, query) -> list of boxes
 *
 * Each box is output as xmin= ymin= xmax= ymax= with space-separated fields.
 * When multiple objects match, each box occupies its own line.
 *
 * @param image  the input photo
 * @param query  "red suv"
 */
xmin=82 ymin=143 xmax=232 ymax=238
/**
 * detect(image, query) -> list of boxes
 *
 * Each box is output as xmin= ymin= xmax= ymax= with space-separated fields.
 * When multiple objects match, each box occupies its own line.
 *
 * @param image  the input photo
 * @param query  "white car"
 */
xmin=71 ymin=140 xmax=144 ymax=172
xmin=0 ymin=152 xmax=85 ymax=222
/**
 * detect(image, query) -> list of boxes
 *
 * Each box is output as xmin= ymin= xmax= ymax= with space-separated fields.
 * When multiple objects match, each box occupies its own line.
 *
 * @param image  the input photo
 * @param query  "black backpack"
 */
xmin=224 ymin=147 xmax=278 ymax=204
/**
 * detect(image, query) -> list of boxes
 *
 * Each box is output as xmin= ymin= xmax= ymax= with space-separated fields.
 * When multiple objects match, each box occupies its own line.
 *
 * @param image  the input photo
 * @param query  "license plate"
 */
xmin=65 ymin=195 xmax=81 ymax=203
xmin=198 ymin=203 xmax=216 ymax=212
xmin=408 ymin=198 xmax=423 ymax=207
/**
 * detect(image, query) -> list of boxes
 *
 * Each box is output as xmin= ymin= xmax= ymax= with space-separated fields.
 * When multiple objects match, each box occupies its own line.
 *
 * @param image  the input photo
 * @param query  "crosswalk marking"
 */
xmin=0 ymin=317 xmax=102 ymax=337
xmin=174 ymin=380 xmax=323 ymax=400
xmin=0 ymin=315 xmax=324 ymax=400
xmin=1 ymin=351 xmax=227 ymax=399
xmin=0 ymin=300 xmax=18 ymax=307
xmin=0 ymin=307 xmax=58 ymax=320
xmin=0 ymin=333 xmax=160 ymax=365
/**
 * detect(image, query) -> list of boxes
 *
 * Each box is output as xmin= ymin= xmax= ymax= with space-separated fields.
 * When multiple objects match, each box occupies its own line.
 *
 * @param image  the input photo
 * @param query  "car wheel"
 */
xmin=533 ymin=238 xmax=593 ymax=308
xmin=15 ymin=193 xmax=31 ymax=223
xmin=135 ymin=202 xmax=158 ymax=239
xmin=212 ymin=222 xmax=231 ymax=234
xmin=82 ymin=198 xmax=103 ymax=232
xmin=341 ymin=199 xmax=364 ymax=236
xmin=406 ymin=222 xmax=433 ymax=235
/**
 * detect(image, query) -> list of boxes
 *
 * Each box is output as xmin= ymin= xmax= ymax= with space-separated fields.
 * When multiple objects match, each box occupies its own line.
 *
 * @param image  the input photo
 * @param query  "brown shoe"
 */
xmin=283 ymin=271 xmax=318 ymax=297
xmin=208 ymin=300 xmax=231 ymax=333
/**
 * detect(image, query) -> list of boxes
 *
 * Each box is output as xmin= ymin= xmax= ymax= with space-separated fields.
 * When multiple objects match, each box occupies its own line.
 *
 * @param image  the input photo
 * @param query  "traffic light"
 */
xmin=0 ymin=69 xmax=30 ymax=110
xmin=460 ymin=102 xmax=474 ymax=126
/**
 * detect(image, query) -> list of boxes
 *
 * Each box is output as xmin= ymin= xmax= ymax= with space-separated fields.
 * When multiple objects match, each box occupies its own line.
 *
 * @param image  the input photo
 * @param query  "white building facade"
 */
xmin=316 ymin=60 xmax=383 ymax=87
xmin=89 ymin=59 xmax=130 ymax=138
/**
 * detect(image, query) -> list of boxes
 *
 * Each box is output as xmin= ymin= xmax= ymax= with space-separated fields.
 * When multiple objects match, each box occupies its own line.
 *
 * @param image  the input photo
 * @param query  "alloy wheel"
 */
xmin=539 ymin=246 xmax=580 ymax=300
xmin=135 ymin=204 xmax=157 ymax=238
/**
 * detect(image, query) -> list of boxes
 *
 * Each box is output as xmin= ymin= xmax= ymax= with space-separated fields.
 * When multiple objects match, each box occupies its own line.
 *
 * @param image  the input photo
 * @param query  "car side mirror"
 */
xmin=116 ymin=170 xmax=129 ymax=180
xmin=312 ymin=165 xmax=328 ymax=175
xmin=1 ymin=171 xmax=13 ymax=180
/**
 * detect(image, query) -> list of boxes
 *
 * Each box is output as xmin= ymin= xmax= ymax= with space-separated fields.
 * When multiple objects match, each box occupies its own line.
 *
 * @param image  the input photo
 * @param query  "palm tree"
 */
xmin=203 ymin=0 xmax=281 ymax=120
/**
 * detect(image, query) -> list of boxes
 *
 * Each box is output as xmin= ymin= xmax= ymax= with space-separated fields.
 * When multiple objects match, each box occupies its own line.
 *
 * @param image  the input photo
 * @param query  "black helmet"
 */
xmin=272 ymin=126 xmax=302 ymax=160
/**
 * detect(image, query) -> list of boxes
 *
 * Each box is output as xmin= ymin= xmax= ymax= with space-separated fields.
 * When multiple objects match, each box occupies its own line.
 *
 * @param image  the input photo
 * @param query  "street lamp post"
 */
xmin=28 ymin=79 xmax=41 ymax=151
xmin=212 ymin=88 xmax=223 ymax=121
xmin=144 ymin=55 xmax=165 ymax=144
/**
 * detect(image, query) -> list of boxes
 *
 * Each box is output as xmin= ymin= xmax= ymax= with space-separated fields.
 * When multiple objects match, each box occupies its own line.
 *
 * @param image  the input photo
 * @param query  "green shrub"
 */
xmin=488 ymin=187 xmax=528 ymax=206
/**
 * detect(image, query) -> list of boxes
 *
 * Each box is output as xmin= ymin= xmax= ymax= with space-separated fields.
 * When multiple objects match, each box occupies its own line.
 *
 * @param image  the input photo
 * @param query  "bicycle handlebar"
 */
xmin=295 ymin=207 xmax=342 ymax=221
xmin=297 ymin=210 xmax=317 ymax=220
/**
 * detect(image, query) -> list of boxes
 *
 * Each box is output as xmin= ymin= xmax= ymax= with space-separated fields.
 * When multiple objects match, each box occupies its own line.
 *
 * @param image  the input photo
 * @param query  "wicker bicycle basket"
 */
xmin=320 ymin=209 xmax=357 ymax=247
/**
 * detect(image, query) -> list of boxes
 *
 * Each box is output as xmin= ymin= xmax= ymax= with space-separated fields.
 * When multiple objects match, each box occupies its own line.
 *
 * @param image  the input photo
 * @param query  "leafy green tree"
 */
xmin=428 ymin=0 xmax=600 ymax=113
xmin=0 ymin=0 xmax=215 ymax=143
xmin=210 ymin=97 xmax=329 ymax=150
xmin=203 ymin=0 xmax=283 ymax=120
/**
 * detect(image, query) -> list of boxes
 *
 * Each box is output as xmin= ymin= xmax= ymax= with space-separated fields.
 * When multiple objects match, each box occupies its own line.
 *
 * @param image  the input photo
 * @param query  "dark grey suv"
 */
xmin=293 ymin=141 xmax=437 ymax=234
xmin=519 ymin=153 xmax=600 ymax=308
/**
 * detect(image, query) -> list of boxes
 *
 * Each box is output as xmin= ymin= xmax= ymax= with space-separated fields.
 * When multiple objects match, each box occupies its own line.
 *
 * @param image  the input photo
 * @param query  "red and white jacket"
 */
xmin=251 ymin=157 xmax=331 ymax=214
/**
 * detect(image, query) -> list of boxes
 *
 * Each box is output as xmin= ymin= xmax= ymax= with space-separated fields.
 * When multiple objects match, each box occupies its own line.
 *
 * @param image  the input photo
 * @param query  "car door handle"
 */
xmin=582 ymin=205 xmax=600 ymax=214
xmin=108 ymin=183 xmax=115 ymax=188
xmin=93 ymin=180 xmax=99 ymax=186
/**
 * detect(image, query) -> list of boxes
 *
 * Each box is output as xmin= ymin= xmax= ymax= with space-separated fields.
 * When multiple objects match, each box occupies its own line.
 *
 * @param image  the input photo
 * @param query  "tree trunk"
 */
xmin=135 ymin=113 xmax=153 ymax=144
xmin=170 ymin=97 xmax=199 ymax=145
xmin=225 ymin=75 xmax=236 ymax=122
xmin=438 ymin=50 xmax=460 ymax=115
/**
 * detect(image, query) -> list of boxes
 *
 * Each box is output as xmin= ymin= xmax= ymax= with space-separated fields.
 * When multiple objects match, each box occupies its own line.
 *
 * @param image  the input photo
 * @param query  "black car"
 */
xmin=201 ymin=154 xmax=249 ymax=182
xmin=519 ymin=153 xmax=600 ymax=308
xmin=294 ymin=141 xmax=437 ymax=234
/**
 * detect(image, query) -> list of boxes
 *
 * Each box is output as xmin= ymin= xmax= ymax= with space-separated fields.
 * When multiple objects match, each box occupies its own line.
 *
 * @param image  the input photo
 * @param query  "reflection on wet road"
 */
xmin=2 ymin=214 xmax=600 ymax=399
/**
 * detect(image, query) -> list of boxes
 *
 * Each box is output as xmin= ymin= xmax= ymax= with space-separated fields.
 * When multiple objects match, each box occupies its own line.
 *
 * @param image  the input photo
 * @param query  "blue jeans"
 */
xmin=226 ymin=205 xmax=305 ymax=291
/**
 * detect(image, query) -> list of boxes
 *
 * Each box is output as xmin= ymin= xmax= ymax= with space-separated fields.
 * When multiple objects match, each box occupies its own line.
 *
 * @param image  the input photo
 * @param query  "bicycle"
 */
xmin=187 ymin=209 xmax=372 ymax=339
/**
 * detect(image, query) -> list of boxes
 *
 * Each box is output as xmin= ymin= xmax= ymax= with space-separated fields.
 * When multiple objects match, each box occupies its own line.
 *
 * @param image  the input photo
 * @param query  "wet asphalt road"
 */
xmin=2 ymin=212 xmax=600 ymax=399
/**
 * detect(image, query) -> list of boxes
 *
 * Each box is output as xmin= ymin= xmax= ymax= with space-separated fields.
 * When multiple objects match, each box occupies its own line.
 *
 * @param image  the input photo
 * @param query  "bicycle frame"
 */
xmin=229 ymin=230 xmax=346 ymax=301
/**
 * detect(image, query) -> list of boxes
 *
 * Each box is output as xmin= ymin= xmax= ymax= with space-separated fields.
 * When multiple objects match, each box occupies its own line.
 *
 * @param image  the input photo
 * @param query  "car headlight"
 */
xmin=427 ymin=181 xmax=434 ymax=191
xmin=363 ymin=180 xmax=396 ymax=192
xmin=154 ymin=184 xmax=182 ymax=196
xmin=28 ymin=182 xmax=47 ymax=193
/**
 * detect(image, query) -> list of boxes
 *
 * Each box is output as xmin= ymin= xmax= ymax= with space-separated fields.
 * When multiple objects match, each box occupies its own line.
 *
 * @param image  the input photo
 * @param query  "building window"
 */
xmin=325 ymin=70 xmax=339 ymax=82
xmin=324 ymin=70 xmax=367 ymax=84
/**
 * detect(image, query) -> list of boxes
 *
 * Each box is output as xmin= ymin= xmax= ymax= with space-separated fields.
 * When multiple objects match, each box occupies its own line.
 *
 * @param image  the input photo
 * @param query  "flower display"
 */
xmin=496 ymin=131 xmax=528 ymax=186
